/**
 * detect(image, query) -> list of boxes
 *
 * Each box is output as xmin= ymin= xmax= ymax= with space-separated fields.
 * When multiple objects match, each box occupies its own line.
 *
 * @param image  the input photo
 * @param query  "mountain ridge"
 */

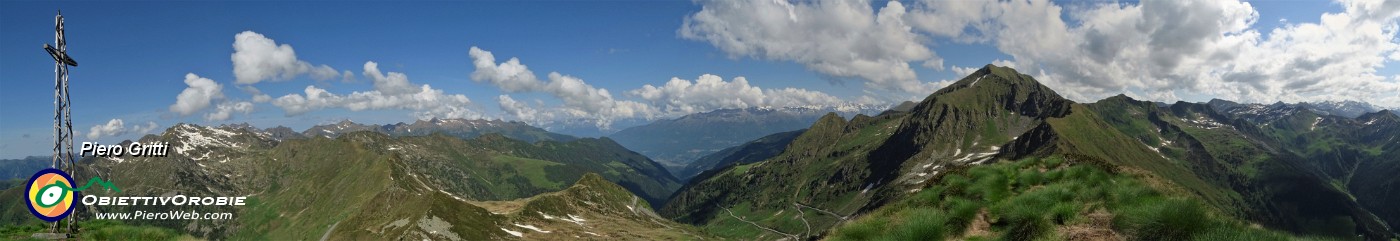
xmin=298 ymin=118 xmax=576 ymax=143
xmin=608 ymin=105 xmax=885 ymax=174
xmin=663 ymin=64 xmax=1398 ymax=240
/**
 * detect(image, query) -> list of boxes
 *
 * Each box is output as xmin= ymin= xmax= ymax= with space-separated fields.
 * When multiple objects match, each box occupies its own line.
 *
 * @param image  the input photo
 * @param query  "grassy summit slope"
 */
xmin=829 ymin=156 xmax=1316 ymax=241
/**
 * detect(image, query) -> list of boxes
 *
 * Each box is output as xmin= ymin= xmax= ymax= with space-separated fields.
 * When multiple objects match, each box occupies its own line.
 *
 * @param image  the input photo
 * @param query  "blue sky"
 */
xmin=3 ymin=0 xmax=1398 ymax=159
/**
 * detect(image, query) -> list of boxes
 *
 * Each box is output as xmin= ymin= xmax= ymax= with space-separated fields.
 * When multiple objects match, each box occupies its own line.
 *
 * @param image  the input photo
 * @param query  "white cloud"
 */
xmin=87 ymin=119 xmax=126 ymax=140
xmin=1343 ymin=0 xmax=1400 ymax=21
xmin=897 ymin=0 xmax=1400 ymax=106
xmin=205 ymin=101 xmax=254 ymax=121
xmin=363 ymin=62 xmax=418 ymax=95
xmin=629 ymin=74 xmax=849 ymax=114
xmin=497 ymin=95 xmax=552 ymax=125
xmin=239 ymin=85 xmax=273 ymax=103
xmin=680 ymin=0 xmax=941 ymax=92
xmin=341 ymin=70 xmax=356 ymax=83
xmin=470 ymin=47 xmax=660 ymax=128
xmin=680 ymin=0 xmax=1400 ymax=106
xmin=630 ymin=74 xmax=763 ymax=113
xmin=169 ymin=73 xmax=224 ymax=116
xmin=763 ymin=87 xmax=848 ymax=107
xmin=169 ymin=73 xmax=262 ymax=121
xmin=132 ymin=121 xmax=160 ymax=135
xmin=231 ymin=31 xmax=340 ymax=85
xmin=950 ymin=65 xmax=980 ymax=78
xmin=87 ymin=119 xmax=161 ymax=140
xmin=271 ymin=61 xmax=480 ymax=119
xmin=472 ymin=46 xmax=872 ymax=127
xmin=470 ymin=47 xmax=543 ymax=92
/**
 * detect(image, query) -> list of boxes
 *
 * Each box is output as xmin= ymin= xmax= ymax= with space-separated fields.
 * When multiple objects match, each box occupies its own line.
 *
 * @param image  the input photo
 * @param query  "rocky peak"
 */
xmin=871 ymin=65 xmax=1074 ymax=177
xmin=914 ymin=64 xmax=1073 ymax=121
xmin=1206 ymin=98 xmax=1242 ymax=112
xmin=1358 ymin=109 xmax=1399 ymax=124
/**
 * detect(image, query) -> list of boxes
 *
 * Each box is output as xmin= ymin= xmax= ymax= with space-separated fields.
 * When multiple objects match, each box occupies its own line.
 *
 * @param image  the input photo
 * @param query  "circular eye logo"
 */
xmin=26 ymin=168 xmax=76 ymax=222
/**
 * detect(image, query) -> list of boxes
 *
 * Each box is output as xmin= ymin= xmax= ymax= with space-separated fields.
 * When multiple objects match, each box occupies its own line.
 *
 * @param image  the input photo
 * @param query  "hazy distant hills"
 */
xmin=0 ymin=156 xmax=47 ymax=190
xmin=662 ymin=65 xmax=1398 ymax=240
xmin=608 ymin=105 xmax=885 ymax=174
xmin=0 ymin=156 xmax=47 ymax=180
xmin=674 ymin=129 xmax=805 ymax=181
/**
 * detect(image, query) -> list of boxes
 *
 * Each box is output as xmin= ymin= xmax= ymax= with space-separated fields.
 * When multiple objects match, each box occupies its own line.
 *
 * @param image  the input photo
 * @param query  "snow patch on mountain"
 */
xmin=970 ymin=74 xmax=986 ymax=86
xmin=171 ymin=124 xmax=245 ymax=160
xmin=499 ymin=228 xmax=522 ymax=237
xmin=512 ymin=223 xmax=550 ymax=233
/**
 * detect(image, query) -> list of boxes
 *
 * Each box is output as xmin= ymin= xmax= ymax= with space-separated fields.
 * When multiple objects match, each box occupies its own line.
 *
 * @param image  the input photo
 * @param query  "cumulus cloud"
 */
xmin=205 ymin=101 xmax=254 ymax=121
xmin=680 ymin=0 xmax=941 ymax=92
xmin=630 ymin=74 xmax=764 ymax=113
xmin=132 ymin=121 xmax=160 ymax=134
xmin=497 ymin=95 xmax=553 ymax=125
xmin=87 ymin=119 xmax=125 ymax=140
xmin=470 ymin=47 xmax=660 ymax=128
xmin=340 ymin=70 xmax=356 ymax=83
xmin=681 ymin=0 xmax=1400 ymax=106
xmin=469 ymin=47 xmax=543 ymax=92
xmin=472 ymin=46 xmax=869 ymax=127
xmin=629 ymin=74 xmax=848 ymax=114
xmin=763 ymin=87 xmax=849 ymax=108
xmin=271 ymin=61 xmax=480 ymax=119
xmin=86 ymin=119 xmax=158 ymax=140
xmin=911 ymin=0 xmax=1400 ymax=105
xmin=168 ymin=73 xmax=258 ymax=121
xmin=169 ymin=73 xmax=224 ymax=116
xmin=950 ymin=65 xmax=980 ymax=79
xmin=231 ymin=31 xmax=341 ymax=85
xmin=237 ymin=85 xmax=273 ymax=103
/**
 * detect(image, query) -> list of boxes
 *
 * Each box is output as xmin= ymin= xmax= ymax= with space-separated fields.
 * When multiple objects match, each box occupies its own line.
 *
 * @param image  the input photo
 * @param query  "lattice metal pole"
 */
xmin=43 ymin=11 xmax=79 ymax=235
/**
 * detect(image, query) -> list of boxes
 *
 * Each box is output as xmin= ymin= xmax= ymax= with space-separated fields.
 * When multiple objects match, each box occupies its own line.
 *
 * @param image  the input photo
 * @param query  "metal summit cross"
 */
xmin=42 ymin=11 xmax=79 ymax=235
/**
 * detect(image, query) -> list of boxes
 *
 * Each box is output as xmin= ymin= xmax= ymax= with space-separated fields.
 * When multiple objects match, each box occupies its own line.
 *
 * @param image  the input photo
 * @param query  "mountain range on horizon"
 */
xmin=1 ymin=64 xmax=1397 ymax=240
xmin=62 ymin=93 xmax=1381 ymax=180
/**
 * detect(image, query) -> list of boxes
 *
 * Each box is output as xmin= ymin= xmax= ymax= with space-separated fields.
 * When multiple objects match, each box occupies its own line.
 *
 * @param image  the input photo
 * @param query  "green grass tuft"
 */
xmin=1113 ymin=198 xmax=1211 ymax=241
xmin=832 ymin=217 xmax=889 ymax=241
xmin=893 ymin=207 xmax=949 ymax=241
xmin=944 ymin=197 xmax=982 ymax=236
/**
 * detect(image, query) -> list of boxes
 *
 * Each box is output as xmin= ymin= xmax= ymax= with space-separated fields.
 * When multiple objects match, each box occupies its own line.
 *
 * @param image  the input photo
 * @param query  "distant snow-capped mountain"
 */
xmin=1207 ymin=99 xmax=1388 ymax=121
xmin=299 ymin=118 xmax=575 ymax=143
